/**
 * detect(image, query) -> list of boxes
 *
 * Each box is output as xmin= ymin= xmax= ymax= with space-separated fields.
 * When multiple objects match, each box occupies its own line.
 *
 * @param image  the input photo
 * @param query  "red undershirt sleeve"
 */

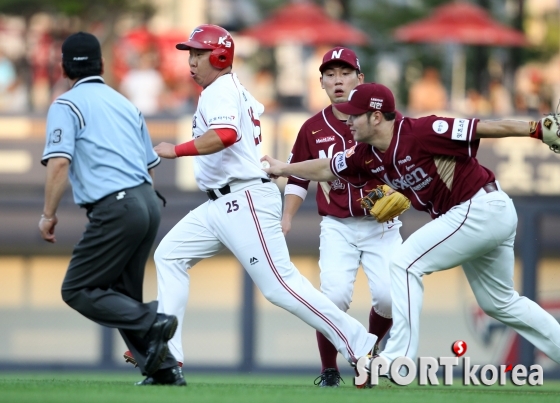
xmin=214 ymin=128 xmax=237 ymax=148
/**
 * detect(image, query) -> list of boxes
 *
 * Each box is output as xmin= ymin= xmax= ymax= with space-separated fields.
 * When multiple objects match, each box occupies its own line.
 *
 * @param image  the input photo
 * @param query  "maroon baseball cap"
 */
xmin=319 ymin=47 xmax=361 ymax=73
xmin=334 ymin=83 xmax=396 ymax=115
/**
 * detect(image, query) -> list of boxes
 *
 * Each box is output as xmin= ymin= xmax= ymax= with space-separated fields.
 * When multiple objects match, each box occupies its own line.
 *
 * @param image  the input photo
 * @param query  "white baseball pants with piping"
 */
xmin=154 ymin=181 xmax=376 ymax=364
xmin=319 ymin=215 xmax=402 ymax=318
xmin=381 ymin=187 xmax=560 ymax=366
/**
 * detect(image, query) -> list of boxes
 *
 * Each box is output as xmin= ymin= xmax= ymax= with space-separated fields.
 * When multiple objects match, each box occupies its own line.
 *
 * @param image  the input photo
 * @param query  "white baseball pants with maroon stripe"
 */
xmin=154 ymin=181 xmax=376 ymax=364
xmin=319 ymin=215 xmax=402 ymax=317
xmin=381 ymin=186 xmax=560 ymax=366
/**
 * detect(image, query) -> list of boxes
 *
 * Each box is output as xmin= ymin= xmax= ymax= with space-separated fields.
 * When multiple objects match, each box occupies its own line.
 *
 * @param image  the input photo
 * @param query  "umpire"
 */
xmin=38 ymin=32 xmax=184 ymax=386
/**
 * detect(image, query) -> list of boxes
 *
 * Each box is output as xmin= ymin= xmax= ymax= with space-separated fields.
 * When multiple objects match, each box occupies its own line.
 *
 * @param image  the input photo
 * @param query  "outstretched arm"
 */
xmin=154 ymin=128 xmax=236 ymax=158
xmin=260 ymin=155 xmax=336 ymax=182
xmin=476 ymin=120 xmax=534 ymax=139
xmin=477 ymin=116 xmax=560 ymax=153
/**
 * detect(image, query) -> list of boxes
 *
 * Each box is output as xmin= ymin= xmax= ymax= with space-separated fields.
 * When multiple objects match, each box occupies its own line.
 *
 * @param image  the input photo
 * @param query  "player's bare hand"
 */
xmin=281 ymin=216 xmax=292 ymax=236
xmin=260 ymin=155 xmax=287 ymax=178
xmin=39 ymin=215 xmax=58 ymax=243
xmin=154 ymin=142 xmax=177 ymax=159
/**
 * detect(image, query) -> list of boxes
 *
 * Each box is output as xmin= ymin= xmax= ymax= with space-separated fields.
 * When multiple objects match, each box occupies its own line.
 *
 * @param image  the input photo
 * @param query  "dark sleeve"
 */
xmin=329 ymin=145 xmax=369 ymax=187
xmin=412 ymin=116 xmax=480 ymax=159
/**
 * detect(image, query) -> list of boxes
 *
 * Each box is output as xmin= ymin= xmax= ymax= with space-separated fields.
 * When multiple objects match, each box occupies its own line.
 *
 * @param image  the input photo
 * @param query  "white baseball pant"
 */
xmin=381 ymin=186 xmax=560 ymax=365
xmin=154 ymin=181 xmax=376 ymax=364
xmin=319 ymin=215 xmax=402 ymax=318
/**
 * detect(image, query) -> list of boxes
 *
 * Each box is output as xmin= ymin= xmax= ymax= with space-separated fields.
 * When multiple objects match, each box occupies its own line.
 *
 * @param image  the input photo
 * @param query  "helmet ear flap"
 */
xmin=209 ymin=48 xmax=231 ymax=70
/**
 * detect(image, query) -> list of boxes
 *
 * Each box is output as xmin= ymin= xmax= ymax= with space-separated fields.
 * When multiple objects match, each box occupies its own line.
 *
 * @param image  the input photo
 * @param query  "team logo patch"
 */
xmin=209 ymin=115 xmax=235 ymax=123
xmin=543 ymin=118 xmax=553 ymax=130
xmin=334 ymin=152 xmax=347 ymax=172
xmin=316 ymin=136 xmax=335 ymax=144
xmin=451 ymin=119 xmax=470 ymax=141
xmin=331 ymin=179 xmax=345 ymax=190
xmin=218 ymin=36 xmax=232 ymax=48
xmin=331 ymin=49 xmax=343 ymax=59
xmin=189 ymin=28 xmax=203 ymax=40
xmin=370 ymin=98 xmax=383 ymax=109
xmin=345 ymin=145 xmax=356 ymax=158
xmin=432 ymin=120 xmax=449 ymax=134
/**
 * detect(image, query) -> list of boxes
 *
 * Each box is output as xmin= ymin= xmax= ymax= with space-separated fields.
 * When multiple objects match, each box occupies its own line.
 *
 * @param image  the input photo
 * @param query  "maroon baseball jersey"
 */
xmin=330 ymin=115 xmax=495 ymax=218
xmin=287 ymin=106 xmax=384 ymax=218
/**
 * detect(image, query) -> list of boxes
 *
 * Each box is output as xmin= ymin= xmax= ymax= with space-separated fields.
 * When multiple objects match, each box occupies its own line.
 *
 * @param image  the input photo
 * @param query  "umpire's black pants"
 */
xmin=61 ymin=182 xmax=178 ymax=373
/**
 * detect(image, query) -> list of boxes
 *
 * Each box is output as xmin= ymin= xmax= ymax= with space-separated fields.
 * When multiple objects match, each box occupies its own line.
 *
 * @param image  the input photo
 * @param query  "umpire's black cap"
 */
xmin=62 ymin=32 xmax=101 ymax=62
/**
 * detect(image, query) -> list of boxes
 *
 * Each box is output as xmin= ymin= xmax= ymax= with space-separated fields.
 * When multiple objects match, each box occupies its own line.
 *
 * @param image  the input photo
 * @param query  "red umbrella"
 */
xmin=394 ymin=2 xmax=527 ymax=46
xmin=240 ymin=1 xmax=368 ymax=46
xmin=394 ymin=2 xmax=527 ymax=111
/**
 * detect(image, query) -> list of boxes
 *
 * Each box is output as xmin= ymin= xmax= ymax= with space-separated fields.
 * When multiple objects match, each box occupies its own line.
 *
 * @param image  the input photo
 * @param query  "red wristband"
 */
xmin=529 ymin=121 xmax=543 ymax=140
xmin=175 ymin=140 xmax=199 ymax=157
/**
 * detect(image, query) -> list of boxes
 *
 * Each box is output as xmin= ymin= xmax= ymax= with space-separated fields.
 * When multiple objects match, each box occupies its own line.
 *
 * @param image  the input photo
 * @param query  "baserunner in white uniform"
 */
xmin=148 ymin=25 xmax=376 ymax=378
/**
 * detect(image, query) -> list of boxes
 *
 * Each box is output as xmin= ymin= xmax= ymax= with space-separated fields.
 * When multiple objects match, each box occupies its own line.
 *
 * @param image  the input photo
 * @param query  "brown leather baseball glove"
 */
xmin=540 ymin=114 xmax=560 ymax=153
xmin=359 ymin=185 xmax=411 ymax=223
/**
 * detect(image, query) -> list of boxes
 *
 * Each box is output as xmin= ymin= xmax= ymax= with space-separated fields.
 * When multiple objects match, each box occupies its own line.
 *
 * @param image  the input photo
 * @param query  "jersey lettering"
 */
xmin=318 ymin=143 xmax=335 ymax=159
xmin=334 ymin=152 xmax=347 ymax=171
xmin=248 ymin=106 xmax=262 ymax=145
xmin=451 ymin=119 xmax=470 ymax=141
xmin=382 ymin=167 xmax=430 ymax=190
xmin=51 ymin=128 xmax=62 ymax=144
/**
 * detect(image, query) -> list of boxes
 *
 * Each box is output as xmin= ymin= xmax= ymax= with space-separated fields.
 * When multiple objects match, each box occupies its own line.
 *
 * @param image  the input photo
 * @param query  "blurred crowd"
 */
xmin=0 ymin=18 xmax=558 ymax=118
xmin=406 ymin=60 xmax=560 ymax=117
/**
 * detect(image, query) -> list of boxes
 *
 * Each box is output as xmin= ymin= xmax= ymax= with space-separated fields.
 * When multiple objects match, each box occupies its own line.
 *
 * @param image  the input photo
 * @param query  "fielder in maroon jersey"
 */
xmin=283 ymin=48 xmax=402 ymax=387
xmin=264 ymin=83 xmax=560 ymax=378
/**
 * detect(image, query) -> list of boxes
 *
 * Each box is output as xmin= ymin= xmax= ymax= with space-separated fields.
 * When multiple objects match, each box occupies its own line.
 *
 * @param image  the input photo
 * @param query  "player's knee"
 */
xmin=478 ymin=294 xmax=518 ymax=318
xmin=372 ymin=293 xmax=392 ymax=317
xmin=321 ymin=290 xmax=350 ymax=311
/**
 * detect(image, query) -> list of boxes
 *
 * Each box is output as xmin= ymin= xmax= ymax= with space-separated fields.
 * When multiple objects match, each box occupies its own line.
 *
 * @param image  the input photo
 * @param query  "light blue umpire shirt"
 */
xmin=41 ymin=76 xmax=160 ymax=205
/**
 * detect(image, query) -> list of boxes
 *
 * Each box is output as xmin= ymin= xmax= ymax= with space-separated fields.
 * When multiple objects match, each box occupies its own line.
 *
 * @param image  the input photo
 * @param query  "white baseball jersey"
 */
xmin=192 ymin=73 xmax=268 ymax=190
xmin=154 ymin=71 xmax=377 ymax=366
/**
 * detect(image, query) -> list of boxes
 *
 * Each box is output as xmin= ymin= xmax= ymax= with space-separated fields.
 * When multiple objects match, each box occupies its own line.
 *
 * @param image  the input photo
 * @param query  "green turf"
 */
xmin=0 ymin=373 xmax=559 ymax=403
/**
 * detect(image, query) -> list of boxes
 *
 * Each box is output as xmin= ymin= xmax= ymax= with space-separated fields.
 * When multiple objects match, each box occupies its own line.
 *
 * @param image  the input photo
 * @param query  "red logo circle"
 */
xmin=452 ymin=340 xmax=467 ymax=357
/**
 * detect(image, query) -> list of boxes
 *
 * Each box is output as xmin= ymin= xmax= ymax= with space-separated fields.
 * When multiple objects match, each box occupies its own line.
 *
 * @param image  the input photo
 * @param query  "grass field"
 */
xmin=1 ymin=372 xmax=559 ymax=403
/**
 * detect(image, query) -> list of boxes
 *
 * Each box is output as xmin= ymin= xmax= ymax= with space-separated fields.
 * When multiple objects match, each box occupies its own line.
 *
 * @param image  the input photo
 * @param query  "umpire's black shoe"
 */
xmin=314 ymin=368 xmax=344 ymax=387
xmin=135 ymin=366 xmax=186 ymax=386
xmin=144 ymin=314 xmax=178 ymax=375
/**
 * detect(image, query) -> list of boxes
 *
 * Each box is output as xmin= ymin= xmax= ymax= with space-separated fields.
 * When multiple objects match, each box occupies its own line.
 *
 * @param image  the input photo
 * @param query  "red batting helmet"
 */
xmin=176 ymin=24 xmax=234 ymax=70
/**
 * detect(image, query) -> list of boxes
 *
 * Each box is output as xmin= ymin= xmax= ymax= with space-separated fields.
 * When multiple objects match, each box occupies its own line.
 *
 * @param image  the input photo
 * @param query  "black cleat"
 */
xmin=135 ymin=366 xmax=186 ymax=386
xmin=314 ymin=368 xmax=344 ymax=387
xmin=144 ymin=314 xmax=178 ymax=376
